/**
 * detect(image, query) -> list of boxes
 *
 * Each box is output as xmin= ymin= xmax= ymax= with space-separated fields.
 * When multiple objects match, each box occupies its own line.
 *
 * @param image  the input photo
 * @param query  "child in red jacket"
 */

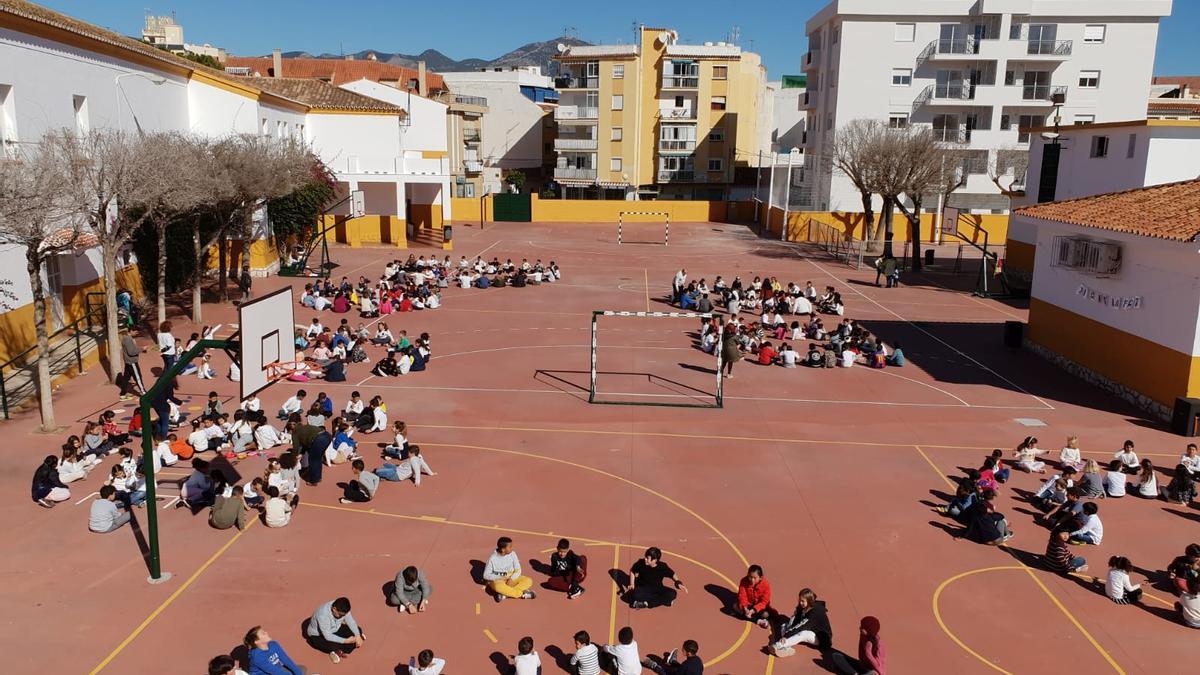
xmin=736 ymin=564 xmax=773 ymax=628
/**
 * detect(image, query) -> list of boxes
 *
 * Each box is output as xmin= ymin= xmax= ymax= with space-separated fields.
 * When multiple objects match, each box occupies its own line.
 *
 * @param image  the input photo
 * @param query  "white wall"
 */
xmin=306 ymin=112 xmax=401 ymax=174
xmin=440 ymin=74 xmax=546 ymax=171
xmin=339 ymin=79 xmax=448 ymax=155
xmin=0 ymin=27 xmax=190 ymax=139
xmin=771 ymin=84 xmax=805 ymax=154
xmin=1026 ymin=215 xmax=1200 ymax=356
xmin=1145 ymin=129 xmax=1200 ymax=185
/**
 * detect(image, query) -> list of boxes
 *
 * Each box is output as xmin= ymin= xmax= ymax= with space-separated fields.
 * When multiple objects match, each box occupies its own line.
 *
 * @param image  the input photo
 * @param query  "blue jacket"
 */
xmin=248 ymin=641 xmax=303 ymax=675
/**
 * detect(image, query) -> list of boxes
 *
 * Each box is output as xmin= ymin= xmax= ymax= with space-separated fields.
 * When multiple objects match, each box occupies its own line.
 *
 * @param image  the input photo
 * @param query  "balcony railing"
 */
xmin=933 ymin=83 xmax=975 ymax=100
xmin=451 ymin=94 xmax=487 ymax=107
xmin=462 ymin=131 xmax=481 ymax=143
xmin=662 ymin=76 xmax=699 ymax=89
xmin=1027 ymin=39 xmax=1072 ymax=56
xmin=659 ymin=107 xmax=697 ymax=120
xmin=555 ymin=76 xmax=599 ymax=89
xmin=804 ymin=48 xmax=820 ymax=68
xmin=554 ymin=138 xmax=598 ymax=151
xmin=464 ymin=160 xmax=482 ymax=173
xmin=1022 ymin=84 xmax=1068 ymax=102
xmin=554 ymin=105 xmax=599 ymax=121
xmin=936 ymin=36 xmax=979 ymax=55
xmin=658 ymin=139 xmax=696 ymax=152
xmin=931 ymin=126 xmax=969 ymax=143
xmin=658 ymin=170 xmax=702 ymax=182
xmin=554 ymin=167 xmax=597 ymax=180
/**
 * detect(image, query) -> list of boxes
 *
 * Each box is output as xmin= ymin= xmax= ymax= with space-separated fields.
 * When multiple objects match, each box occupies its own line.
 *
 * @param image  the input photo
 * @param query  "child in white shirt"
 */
xmin=1104 ymin=460 xmax=1127 ymax=497
xmin=264 ymin=486 xmax=292 ymax=528
xmin=1059 ymin=435 xmax=1084 ymax=472
xmin=603 ymin=627 xmax=641 ymax=675
xmin=1114 ymin=441 xmax=1139 ymax=474
xmin=407 ymin=650 xmax=445 ymax=675
xmin=513 ymin=637 xmax=542 ymax=675
xmin=197 ymin=354 xmax=215 ymax=379
xmin=1105 ymin=556 xmax=1142 ymax=604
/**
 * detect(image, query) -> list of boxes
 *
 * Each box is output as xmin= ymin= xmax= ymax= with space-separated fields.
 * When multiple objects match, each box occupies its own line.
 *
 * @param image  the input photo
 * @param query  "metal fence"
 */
xmin=1 ymin=297 xmax=107 ymax=419
xmin=804 ymin=218 xmax=867 ymax=269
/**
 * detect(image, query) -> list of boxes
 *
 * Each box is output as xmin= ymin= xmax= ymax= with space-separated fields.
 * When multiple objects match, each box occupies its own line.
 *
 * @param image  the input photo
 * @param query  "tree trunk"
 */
xmin=217 ymin=232 xmax=228 ymax=303
xmin=191 ymin=221 xmax=203 ymax=324
xmin=156 ymin=221 xmax=167 ymax=326
xmin=878 ymin=197 xmax=894 ymax=256
xmin=26 ymin=249 xmax=56 ymax=431
xmin=101 ymin=239 xmax=122 ymax=383
xmin=859 ymin=190 xmax=876 ymax=242
xmin=897 ymin=197 xmax=925 ymax=272
xmin=240 ymin=208 xmax=254 ymax=292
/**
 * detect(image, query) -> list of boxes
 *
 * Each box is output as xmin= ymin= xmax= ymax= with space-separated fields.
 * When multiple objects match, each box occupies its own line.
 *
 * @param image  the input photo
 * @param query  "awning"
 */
xmin=555 ymin=179 xmax=594 ymax=187
xmin=597 ymin=181 xmax=629 ymax=189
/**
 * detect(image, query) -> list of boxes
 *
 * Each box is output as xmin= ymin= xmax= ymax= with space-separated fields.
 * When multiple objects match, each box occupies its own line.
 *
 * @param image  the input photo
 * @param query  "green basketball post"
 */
xmin=138 ymin=337 xmax=236 ymax=584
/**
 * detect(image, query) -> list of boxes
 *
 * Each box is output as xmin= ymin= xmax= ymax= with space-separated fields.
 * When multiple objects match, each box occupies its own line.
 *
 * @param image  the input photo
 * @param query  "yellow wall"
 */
xmin=321 ymin=215 xmax=408 ymax=248
xmin=532 ymin=195 xmax=728 ymax=223
xmin=1006 ymin=239 xmax=1036 ymax=275
xmin=207 ymin=238 xmax=280 ymax=273
xmin=1029 ymin=297 xmax=1200 ymax=406
xmin=766 ymin=207 xmax=1009 ymax=246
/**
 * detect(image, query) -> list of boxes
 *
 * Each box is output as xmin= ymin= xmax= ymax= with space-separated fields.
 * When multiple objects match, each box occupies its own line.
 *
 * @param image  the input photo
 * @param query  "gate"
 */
xmin=492 ymin=193 xmax=531 ymax=222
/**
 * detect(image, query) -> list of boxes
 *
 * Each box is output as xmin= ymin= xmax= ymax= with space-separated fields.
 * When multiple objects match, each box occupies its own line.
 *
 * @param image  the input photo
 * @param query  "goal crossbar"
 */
xmin=618 ymin=211 xmax=671 ymax=246
xmin=589 ymin=310 xmax=723 ymax=408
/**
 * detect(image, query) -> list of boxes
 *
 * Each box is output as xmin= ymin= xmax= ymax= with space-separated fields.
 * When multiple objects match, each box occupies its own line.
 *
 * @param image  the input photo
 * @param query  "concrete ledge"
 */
xmin=1025 ymin=340 xmax=1171 ymax=420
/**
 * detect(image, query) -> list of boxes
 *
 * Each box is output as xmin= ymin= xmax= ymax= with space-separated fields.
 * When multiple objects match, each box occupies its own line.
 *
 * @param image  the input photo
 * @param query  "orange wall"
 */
xmin=767 ymin=207 xmax=1009 ymax=247
xmin=1029 ymin=297 xmax=1200 ymax=406
xmin=450 ymin=196 xmax=737 ymax=224
xmin=1006 ymin=239 xmax=1036 ymax=275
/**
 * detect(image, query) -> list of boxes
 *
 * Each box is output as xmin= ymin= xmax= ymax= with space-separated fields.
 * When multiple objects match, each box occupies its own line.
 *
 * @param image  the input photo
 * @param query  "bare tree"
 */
xmin=990 ymin=148 xmax=1030 ymax=199
xmin=893 ymin=128 xmax=954 ymax=271
xmin=51 ymin=129 xmax=188 ymax=384
xmin=147 ymin=133 xmax=209 ymax=326
xmin=0 ymin=138 xmax=85 ymax=430
xmin=831 ymin=119 xmax=887 ymax=242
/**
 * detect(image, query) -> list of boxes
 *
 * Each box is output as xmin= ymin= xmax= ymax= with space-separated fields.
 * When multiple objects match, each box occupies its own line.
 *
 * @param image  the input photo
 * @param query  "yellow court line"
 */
xmin=1067 ymin=572 xmax=1175 ymax=608
xmin=483 ymin=628 xmax=499 ymax=644
xmin=475 ymin=602 xmax=481 ymax=616
xmin=932 ymin=566 xmax=1018 ymax=675
xmin=918 ymin=451 xmax=1124 ymax=674
xmin=608 ymin=544 xmax=621 ymax=644
xmin=90 ymin=520 xmax=257 ymax=674
xmin=764 ymin=654 xmax=775 ymax=675
xmin=644 ymin=268 xmax=651 ymax=312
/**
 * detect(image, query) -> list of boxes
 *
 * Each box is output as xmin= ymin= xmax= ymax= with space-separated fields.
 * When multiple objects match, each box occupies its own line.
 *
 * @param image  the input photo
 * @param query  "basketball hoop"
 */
xmin=941 ymin=207 xmax=960 ymax=236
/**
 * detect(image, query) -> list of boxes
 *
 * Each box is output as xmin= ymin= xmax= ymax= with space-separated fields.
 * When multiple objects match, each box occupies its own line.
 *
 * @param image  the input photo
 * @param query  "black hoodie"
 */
xmin=780 ymin=600 xmax=832 ymax=650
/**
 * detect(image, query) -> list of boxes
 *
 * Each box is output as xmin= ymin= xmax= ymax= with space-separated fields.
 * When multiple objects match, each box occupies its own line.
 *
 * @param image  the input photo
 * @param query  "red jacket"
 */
xmin=737 ymin=576 xmax=772 ymax=612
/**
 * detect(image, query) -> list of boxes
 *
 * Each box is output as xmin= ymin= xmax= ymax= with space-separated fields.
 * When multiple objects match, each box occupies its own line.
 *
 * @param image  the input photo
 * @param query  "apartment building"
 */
xmin=552 ymin=26 xmax=765 ymax=200
xmin=440 ymin=67 xmax=560 ymax=194
xmin=799 ymin=0 xmax=1172 ymax=212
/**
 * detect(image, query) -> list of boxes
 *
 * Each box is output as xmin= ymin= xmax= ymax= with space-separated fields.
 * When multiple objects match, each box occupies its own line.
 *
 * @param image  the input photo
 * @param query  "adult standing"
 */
xmin=157 ymin=320 xmax=177 ymax=373
xmin=672 ymin=268 xmax=687 ymax=304
xmin=305 ymin=597 xmax=365 ymax=664
xmin=624 ymin=547 xmax=687 ymax=609
xmin=239 ymin=267 xmax=253 ymax=301
xmin=119 ymin=327 xmax=146 ymax=400
xmin=291 ymin=420 xmax=326 ymax=487
xmin=389 ymin=565 xmax=433 ymax=614
xmin=720 ymin=328 xmax=740 ymax=380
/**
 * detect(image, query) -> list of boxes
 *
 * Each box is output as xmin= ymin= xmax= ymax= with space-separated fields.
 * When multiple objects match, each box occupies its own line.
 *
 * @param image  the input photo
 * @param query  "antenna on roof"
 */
xmin=728 ymin=25 xmax=741 ymax=44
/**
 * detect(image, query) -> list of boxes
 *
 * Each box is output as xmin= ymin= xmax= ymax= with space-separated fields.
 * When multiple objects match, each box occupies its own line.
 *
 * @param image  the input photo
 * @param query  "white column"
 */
xmin=440 ymin=179 xmax=452 ymax=222
xmin=395 ymin=179 xmax=407 ymax=221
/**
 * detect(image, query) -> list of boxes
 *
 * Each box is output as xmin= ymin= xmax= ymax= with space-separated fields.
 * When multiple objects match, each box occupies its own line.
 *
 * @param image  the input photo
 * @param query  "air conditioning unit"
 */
xmin=1052 ymin=235 xmax=1122 ymax=276
xmin=1090 ymin=241 xmax=1123 ymax=276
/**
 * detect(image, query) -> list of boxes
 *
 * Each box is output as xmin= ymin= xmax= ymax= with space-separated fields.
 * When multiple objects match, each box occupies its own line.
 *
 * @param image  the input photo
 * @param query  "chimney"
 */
xmin=418 ymin=60 xmax=427 ymax=95
xmin=272 ymin=48 xmax=282 ymax=78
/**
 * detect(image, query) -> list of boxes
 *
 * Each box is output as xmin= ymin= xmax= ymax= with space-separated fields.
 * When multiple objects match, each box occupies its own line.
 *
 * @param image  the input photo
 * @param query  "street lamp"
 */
xmin=114 ymin=72 xmax=168 ymax=132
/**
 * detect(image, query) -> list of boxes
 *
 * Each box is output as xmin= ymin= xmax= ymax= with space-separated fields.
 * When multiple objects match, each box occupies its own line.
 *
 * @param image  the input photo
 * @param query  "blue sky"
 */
xmin=39 ymin=0 xmax=1200 ymax=78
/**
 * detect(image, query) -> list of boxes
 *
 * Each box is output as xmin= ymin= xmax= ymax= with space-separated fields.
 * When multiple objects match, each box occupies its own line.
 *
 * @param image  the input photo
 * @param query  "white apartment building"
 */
xmin=440 ymin=67 xmax=559 ymax=191
xmin=770 ymin=76 xmax=807 ymax=155
xmin=800 ymin=0 xmax=1172 ymax=212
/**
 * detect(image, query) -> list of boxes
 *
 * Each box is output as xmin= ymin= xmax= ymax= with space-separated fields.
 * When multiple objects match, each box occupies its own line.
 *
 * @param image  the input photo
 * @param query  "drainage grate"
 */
xmin=1014 ymin=418 xmax=1047 ymax=427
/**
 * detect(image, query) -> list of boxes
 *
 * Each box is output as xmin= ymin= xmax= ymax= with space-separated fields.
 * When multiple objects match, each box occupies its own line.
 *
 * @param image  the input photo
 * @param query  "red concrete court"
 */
xmin=1 ymin=220 xmax=1195 ymax=674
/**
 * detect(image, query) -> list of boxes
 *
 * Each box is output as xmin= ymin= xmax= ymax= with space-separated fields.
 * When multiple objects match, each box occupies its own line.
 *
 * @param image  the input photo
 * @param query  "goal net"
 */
xmin=589 ymin=310 xmax=723 ymax=408
xmin=618 ymin=211 xmax=671 ymax=245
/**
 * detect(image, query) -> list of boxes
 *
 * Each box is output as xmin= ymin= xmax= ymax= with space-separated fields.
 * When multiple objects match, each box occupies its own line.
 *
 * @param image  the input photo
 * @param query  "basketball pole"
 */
xmin=137 ymin=337 xmax=237 ymax=584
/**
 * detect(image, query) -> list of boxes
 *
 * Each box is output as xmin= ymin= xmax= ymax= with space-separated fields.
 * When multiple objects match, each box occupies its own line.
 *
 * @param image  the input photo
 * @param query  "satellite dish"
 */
xmin=1041 ymin=131 xmax=1060 ymax=141
xmin=556 ymin=43 xmax=567 ymax=53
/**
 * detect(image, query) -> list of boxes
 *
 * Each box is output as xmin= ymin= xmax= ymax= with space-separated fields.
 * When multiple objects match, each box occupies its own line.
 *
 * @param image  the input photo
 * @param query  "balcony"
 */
xmin=554 ymin=138 xmax=598 ymax=151
xmin=462 ymin=130 xmax=481 ymax=144
xmin=1026 ymin=40 xmax=1072 ymax=57
xmin=555 ymin=76 xmax=599 ymax=89
xmin=659 ymin=107 xmax=697 ymax=120
xmin=662 ymin=76 xmax=700 ymax=89
xmin=1022 ymin=84 xmax=1068 ymax=103
xmin=658 ymin=170 xmax=705 ymax=182
xmin=931 ymin=125 xmax=969 ymax=143
xmin=658 ymin=139 xmax=696 ymax=153
xmin=804 ymin=47 xmax=820 ymax=70
xmin=554 ymin=167 xmax=597 ymax=180
xmin=450 ymin=94 xmax=487 ymax=107
xmin=801 ymin=90 xmax=817 ymax=108
xmin=464 ymin=160 xmax=482 ymax=173
xmin=554 ymin=105 xmax=599 ymax=122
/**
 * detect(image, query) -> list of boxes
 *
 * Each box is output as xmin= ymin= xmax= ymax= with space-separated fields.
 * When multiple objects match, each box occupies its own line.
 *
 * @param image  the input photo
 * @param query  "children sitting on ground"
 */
xmin=1059 ymin=435 xmax=1085 ymax=472
xmin=339 ymin=459 xmax=380 ymax=503
xmin=1104 ymin=460 xmax=1128 ymax=497
xmin=513 ymin=636 xmax=542 ymax=675
xmin=89 ymin=485 xmax=130 ymax=533
xmin=1012 ymin=436 xmax=1048 ymax=473
xmin=735 ymin=564 xmax=773 ymax=628
xmin=547 ymin=538 xmax=587 ymax=599
xmin=1114 ymin=440 xmax=1140 ymax=474
xmin=1102 ymin=556 xmax=1143 ymax=605
xmin=1069 ymin=501 xmax=1104 ymax=545
xmin=570 ymin=631 xmax=601 ymax=675
xmin=389 ymin=565 xmax=432 ymax=614
xmin=604 ymin=627 xmax=641 ymax=675
xmin=407 ymin=649 xmax=445 ymax=675
xmin=377 ymin=445 xmax=436 ymax=486
xmin=769 ymin=588 xmax=832 ymax=657
xmin=623 ymin=546 xmax=687 ymax=609
xmin=1045 ymin=527 xmax=1089 ymax=575
xmin=483 ymin=536 xmax=536 ymax=602
xmin=264 ymin=486 xmax=293 ymax=528
xmin=32 ymin=455 xmax=71 ymax=508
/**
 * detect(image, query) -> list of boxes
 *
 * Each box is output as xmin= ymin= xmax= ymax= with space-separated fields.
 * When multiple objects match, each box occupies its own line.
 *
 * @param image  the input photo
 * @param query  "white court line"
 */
xmin=471 ymin=239 xmax=502 ymax=260
xmin=807 ymin=259 xmax=1055 ymax=411
xmin=432 ymin=343 xmax=695 ymax=361
xmin=868 ymin=367 xmax=970 ymax=407
xmin=306 ymin=380 xmax=1047 ymax=409
xmin=915 ymin=274 xmax=1027 ymax=321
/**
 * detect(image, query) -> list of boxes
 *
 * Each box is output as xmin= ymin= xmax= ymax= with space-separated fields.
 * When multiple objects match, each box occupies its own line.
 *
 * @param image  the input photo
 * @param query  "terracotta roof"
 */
xmin=1152 ymin=75 xmax=1200 ymax=92
xmin=237 ymin=77 xmax=404 ymax=115
xmin=1148 ymin=99 xmax=1200 ymax=114
xmin=224 ymin=57 xmax=446 ymax=92
xmin=41 ymin=228 xmax=98 ymax=251
xmin=1014 ymin=179 xmax=1200 ymax=242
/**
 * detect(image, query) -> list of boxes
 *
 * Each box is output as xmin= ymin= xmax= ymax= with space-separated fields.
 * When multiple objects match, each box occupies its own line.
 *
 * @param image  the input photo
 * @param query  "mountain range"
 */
xmin=280 ymin=36 xmax=592 ymax=75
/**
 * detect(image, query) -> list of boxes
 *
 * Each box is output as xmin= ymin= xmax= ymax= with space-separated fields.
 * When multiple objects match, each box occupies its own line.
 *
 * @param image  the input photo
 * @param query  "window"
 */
xmin=891 ymin=68 xmax=912 ymax=86
xmin=1126 ymin=133 xmax=1137 ymax=158
xmin=611 ymin=127 xmax=623 ymax=141
xmin=610 ymin=157 xmax=622 ymax=171
xmin=0 ymin=84 xmax=14 ymax=153
xmin=709 ymin=127 xmax=725 ymax=142
xmin=1004 ymin=70 xmax=1016 ymax=86
xmin=1000 ymin=114 xmax=1011 ymax=130
xmin=894 ymin=23 xmax=915 ymax=42
xmin=1090 ymin=135 xmax=1109 ymax=158
xmin=260 ymin=118 xmax=269 ymax=136
xmin=1073 ymin=114 xmax=1095 ymax=125
xmin=711 ymin=96 xmax=727 ymax=111
xmin=712 ymin=65 xmax=728 ymax=80
xmin=611 ymin=95 xmax=623 ymax=110
xmin=72 ymin=94 xmax=88 ymax=136
xmin=276 ymin=120 xmax=284 ymax=138
xmin=612 ymin=64 xmax=624 ymax=79
xmin=1078 ymin=70 xmax=1100 ymax=88
xmin=1016 ymin=114 xmax=1044 ymax=143
xmin=826 ymin=113 xmax=833 ymax=130
xmin=457 ymin=183 xmax=475 ymax=198
xmin=708 ymin=158 xmax=723 ymax=171
xmin=1083 ymin=24 xmax=1106 ymax=43
xmin=888 ymin=114 xmax=908 ymax=128
xmin=832 ymin=27 xmax=839 ymax=44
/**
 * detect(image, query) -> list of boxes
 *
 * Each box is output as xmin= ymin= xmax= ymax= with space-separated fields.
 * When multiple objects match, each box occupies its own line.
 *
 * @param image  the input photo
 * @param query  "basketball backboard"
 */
xmin=238 ymin=287 xmax=296 ymax=400
xmin=941 ymin=207 xmax=960 ymax=235
xmin=351 ymin=190 xmax=366 ymax=218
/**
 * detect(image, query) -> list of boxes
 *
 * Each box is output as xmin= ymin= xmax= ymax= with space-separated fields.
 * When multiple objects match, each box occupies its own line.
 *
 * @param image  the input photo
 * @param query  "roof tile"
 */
xmin=240 ymin=77 xmax=404 ymax=114
xmin=224 ymin=56 xmax=446 ymax=92
xmin=1014 ymin=179 xmax=1200 ymax=242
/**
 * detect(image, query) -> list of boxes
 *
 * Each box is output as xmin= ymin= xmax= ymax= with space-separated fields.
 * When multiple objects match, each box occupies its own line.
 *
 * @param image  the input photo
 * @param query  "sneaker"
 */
xmin=771 ymin=646 xmax=796 ymax=658
xmin=338 ymin=498 xmax=351 ymax=504
xmin=494 ymin=593 xmax=505 ymax=603
xmin=666 ymin=649 xmax=679 ymax=665
xmin=37 ymin=498 xmax=56 ymax=509
xmin=1076 ymin=565 xmax=1089 ymax=573
xmin=521 ymin=590 xmax=537 ymax=600
xmin=756 ymin=618 xmax=770 ymax=629
xmin=328 ymin=651 xmax=341 ymax=664
xmin=631 ymin=600 xmax=649 ymax=609
xmin=119 ymin=394 xmax=134 ymax=401
xmin=567 ymin=586 xmax=585 ymax=599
